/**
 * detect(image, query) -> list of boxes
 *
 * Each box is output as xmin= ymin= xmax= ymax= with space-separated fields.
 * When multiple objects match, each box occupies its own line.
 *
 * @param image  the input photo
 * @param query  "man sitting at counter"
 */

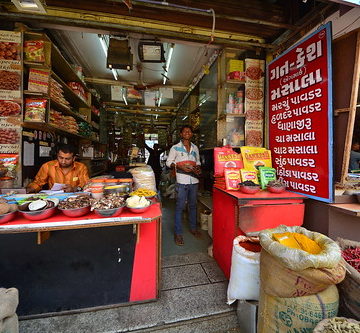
xmin=26 ymin=144 xmax=89 ymax=193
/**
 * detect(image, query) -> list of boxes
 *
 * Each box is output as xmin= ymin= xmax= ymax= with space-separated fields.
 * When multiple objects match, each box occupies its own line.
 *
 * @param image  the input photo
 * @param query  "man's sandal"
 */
xmin=174 ymin=234 xmax=184 ymax=246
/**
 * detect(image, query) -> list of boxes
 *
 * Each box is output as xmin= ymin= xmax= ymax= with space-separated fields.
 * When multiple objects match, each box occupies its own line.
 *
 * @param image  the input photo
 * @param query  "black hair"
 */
xmin=180 ymin=125 xmax=193 ymax=133
xmin=57 ymin=143 xmax=77 ymax=155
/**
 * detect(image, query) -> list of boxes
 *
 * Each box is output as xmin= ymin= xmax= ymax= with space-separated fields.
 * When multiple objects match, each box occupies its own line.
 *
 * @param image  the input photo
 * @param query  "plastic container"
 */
xmin=91 ymin=188 xmax=103 ymax=199
xmin=0 ymin=177 xmax=14 ymax=189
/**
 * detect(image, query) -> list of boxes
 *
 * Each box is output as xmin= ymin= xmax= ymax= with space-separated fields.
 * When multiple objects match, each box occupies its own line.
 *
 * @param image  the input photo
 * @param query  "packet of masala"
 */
xmin=224 ymin=168 xmax=242 ymax=191
xmin=240 ymin=169 xmax=259 ymax=184
xmin=240 ymin=146 xmax=272 ymax=171
xmin=258 ymin=167 xmax=276 ymax=189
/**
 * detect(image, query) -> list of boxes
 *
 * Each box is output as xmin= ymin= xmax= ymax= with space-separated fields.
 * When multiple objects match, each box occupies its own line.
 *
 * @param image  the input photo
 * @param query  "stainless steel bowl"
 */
xmin=94 ymin=206 xmax=124 ymax=217
xmin=126 ymin=204 xmax=151 ymax=214
xmin=58 ymin=205 xmax=90 ymax=217
xmin=20 ymin=206 xmax=57 ymax=221
xmin=0 ymin=210 xmax=17 ymax=224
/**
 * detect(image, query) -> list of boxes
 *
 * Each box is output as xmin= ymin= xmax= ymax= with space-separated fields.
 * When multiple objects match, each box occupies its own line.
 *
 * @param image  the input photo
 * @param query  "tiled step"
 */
xmin=19 ymin=253 xmax=241 ymax=333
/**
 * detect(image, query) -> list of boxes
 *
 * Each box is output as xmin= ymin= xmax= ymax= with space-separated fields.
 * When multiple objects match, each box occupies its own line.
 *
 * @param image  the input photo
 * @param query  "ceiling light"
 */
xmin=11 ymin=0 xmax=46 ymax=13
xmin=158 ymin=93 xmax=162 ymax=107
xmin=182 ymin=115 xmax=188 ymax=120
xmin=122 ymin=89 xmax=128 ymax=105
xmin=138 ymin=41 xmax=165 ymax=63
xmin=163 ymin=43 xmax=174 ymax=85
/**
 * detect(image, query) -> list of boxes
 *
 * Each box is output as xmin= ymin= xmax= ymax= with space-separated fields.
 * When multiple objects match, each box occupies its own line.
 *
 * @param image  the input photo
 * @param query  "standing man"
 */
xmin=26 ymin=143 xmax=89 ymax=193
xmin=166 ymin=126 xmax=201 ymax=246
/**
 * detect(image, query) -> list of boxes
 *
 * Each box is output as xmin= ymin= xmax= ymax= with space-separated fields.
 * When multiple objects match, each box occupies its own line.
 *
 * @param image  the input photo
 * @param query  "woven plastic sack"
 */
xmin=227 ymin=236 xmax=260 ymax=304
xmin=259 ymin=225 xmax=342 ymax=270
xmin=337 ymin=237 xmax=360 ymax=320
xmin=129 ymin=166 xmax=156 ymax=191
xmin=257 ymin=285 xmax=339 ymax=333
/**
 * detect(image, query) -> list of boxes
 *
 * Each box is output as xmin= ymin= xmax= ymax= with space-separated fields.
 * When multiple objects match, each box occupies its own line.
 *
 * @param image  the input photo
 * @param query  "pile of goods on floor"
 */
xmin=226 ymin=225 xmax=360 ymax=333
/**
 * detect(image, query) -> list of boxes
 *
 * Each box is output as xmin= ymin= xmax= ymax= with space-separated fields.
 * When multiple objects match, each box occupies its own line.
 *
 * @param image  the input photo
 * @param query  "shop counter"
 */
xmin=0 ymin=204 xmax=162 ymax=317
xmin=212 ymin=186 xmax=306 ymax=279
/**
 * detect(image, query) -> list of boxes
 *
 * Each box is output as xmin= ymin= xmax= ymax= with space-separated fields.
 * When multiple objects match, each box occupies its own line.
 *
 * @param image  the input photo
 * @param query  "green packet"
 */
xmin=258 ymin=167 xmax=276 ymax=189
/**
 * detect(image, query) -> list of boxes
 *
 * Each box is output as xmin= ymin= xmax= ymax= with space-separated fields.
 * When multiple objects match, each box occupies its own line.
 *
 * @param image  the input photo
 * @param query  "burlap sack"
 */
xmin=260 ymin=249 xmax=346 ymax=298
xmin=337 ymin=237 xmax=360 ymax=320
xmin=257 ymin=285 xmax=339 ymax=333
xmin=0 ymin=288 xmax=18 ymax=321
xmin=259 ymin=225 xmax=342 ymax=270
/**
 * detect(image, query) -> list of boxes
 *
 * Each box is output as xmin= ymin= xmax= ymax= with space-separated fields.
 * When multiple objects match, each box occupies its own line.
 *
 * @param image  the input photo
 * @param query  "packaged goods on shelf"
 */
xmin=24 ymin=40 xmax=45 ymax=62
xmin=24 ymin=98 xmax=47 ymax=122
xmin=68 ymin=81 xmax=87 ymax=102
xmin=78 ymin=121 xmax=92 ymax=137
xmin=50 ymin=78 xmax=70 ymax=108
xmin=227 ymin=59 xmax=245 ymax=81
xmin=91 ymin=105 xmax=100 ymax=116
xmin=28 ymin=68 xmax=50 ymax=93
xmin=49 ymin=109 xmax=78 ymax=133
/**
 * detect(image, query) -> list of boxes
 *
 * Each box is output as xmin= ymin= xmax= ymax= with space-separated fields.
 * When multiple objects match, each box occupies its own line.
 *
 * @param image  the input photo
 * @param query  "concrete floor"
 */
xmin=161 ymin=197 xmax=212 ymax=257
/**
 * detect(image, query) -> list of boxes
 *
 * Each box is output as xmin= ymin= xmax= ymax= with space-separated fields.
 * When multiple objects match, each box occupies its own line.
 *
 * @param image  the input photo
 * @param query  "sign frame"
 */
xmin=267 ymin=22 xmax=334 ymax=203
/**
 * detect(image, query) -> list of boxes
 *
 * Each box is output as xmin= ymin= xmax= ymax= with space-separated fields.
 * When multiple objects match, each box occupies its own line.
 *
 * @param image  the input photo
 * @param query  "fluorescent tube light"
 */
xmin=112 ymin=69 xmax=119 ymax=80
xmin=163 ymin=43 xmax=174 ymax=85
xmin=182 ymin=115 xmax=188 ymax=120
xmin=122 ymin=90 xmax=128 ymax=105
xmin=158 ymin=93 xmax=162 ymax=107
xmin=11 ymin=0 xmax=47 ymax=13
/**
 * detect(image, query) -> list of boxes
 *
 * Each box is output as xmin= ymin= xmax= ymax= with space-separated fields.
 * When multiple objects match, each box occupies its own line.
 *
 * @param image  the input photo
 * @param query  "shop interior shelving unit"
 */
xmin=216 ymin=48 xmax=246 ymax=148
xmin=22 ymin=30 xmax=107 ymax=178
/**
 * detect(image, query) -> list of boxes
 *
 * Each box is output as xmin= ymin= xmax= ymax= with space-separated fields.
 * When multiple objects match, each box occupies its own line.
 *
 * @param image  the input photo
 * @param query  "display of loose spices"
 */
xmin=90 ymin=193 xmax=125 ymax=210
xmin=342 ymin=246 xmax=360 ymax=272
xmin=58 ymin=195 xmax=91 ymax=210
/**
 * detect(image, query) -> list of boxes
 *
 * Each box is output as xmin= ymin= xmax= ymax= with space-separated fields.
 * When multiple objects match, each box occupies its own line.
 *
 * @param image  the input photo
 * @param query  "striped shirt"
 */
xmin=28 ymin=160 xmax=89 ymax=192
xmin=166 ymin=141 xmax=200 ymax=184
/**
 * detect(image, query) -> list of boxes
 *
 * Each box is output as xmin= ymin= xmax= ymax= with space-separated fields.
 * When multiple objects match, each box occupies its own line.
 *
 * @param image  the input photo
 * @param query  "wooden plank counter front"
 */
xmin=0 ymin=203 xmax=162 ymax=317
xmin=212 ymin=187 xmax=306 ymax=278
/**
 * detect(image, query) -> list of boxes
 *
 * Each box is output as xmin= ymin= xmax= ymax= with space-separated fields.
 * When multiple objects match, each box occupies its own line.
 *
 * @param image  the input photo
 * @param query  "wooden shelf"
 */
xmin=224 ymin=79 xmax=245 ymax=85
xmin=24 ymin=90 xmax=49 ymax=97
xmin=91 ymin=112 xmax=100 ymax=122
xmin=22 ymin=121 xmax=94 ymax=141
xmin=218 ymin=113 xmax=246 ymax=120
xmin=51 ymin=72 xmax=91 ymax=110
xmin=50 ymin=98 xmax=90 ymax=124
xmin=51 ymin=44 xmax=88 ymax=91
xmin=23 ymin=61 xmax=51 ymax=70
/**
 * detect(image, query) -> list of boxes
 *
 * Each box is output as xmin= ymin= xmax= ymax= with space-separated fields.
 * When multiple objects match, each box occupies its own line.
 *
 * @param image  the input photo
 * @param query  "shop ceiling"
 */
xmin=0 ymin=0 xmax=341 ymax=129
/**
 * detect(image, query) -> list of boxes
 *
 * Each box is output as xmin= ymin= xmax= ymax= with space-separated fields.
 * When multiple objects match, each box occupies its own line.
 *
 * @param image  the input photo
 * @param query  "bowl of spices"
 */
xmin=238 ymin=181 xmax=261 ymax=194
xmin=58 ymin=194 xmax=91 ymax=217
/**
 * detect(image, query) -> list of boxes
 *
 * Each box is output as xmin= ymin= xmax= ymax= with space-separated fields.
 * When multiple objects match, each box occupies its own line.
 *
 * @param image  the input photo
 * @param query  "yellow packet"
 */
xmin=240 ymin=169 xmax=259 ymax=184
xmin=241 ymin=146 xmax=272 ymax=171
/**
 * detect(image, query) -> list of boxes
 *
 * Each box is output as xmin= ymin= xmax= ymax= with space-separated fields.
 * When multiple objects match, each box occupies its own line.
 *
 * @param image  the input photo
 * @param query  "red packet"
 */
xmin=224 ymin=168 xmax=241 ymax=191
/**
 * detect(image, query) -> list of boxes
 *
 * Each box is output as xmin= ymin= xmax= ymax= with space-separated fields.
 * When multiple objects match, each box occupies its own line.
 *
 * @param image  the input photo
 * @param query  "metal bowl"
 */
xmin=238 ymin=184 xmax=261 ymax=194
xmin=126 ymin=204 xmax=152 ymax=214
xmin=58 ymin=205 xmax=90 ymax=217
xmin=267 ymin=185 xmax=286 ymax=194
xmin=0 ymin=210 xmax=17 ymax=224
xmin=20 ymin=206 xmax=57 ymax=221
xmin=94 ymin=206 xmax=124 ymax=218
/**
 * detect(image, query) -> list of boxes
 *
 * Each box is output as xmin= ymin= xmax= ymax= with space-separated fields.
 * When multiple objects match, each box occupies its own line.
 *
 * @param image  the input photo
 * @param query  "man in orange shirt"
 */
xmin=26 ymin=144 xmax=89 ymax=193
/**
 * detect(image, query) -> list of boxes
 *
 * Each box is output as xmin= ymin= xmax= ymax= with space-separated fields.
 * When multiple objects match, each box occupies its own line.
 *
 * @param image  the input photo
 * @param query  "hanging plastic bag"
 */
xmin=130 ymin=166 xmax=156 ymax=191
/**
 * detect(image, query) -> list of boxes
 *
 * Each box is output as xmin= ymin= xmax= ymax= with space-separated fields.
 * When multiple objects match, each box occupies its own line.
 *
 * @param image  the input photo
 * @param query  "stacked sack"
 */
xmin=258 ymin=225 xmax=346 ymax=333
